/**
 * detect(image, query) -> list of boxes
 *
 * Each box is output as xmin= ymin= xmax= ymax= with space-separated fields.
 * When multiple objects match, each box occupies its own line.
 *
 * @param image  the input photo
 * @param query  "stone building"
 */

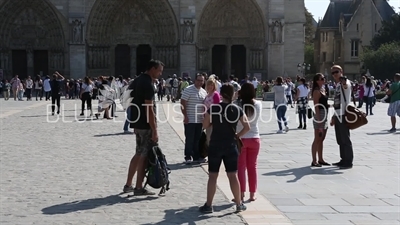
xmin=314 ymin=0 xmax=395 ymax=78
xmin=0 ymin=0 xmax=306 ymax=80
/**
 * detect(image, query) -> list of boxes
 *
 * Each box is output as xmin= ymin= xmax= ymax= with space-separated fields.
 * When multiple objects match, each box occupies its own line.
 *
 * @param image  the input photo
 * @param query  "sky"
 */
xmin=305 ymin=0 xmax=400 ymax=21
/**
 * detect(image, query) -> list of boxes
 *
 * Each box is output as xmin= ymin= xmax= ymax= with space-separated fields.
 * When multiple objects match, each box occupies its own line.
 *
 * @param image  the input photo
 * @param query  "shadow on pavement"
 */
xmin=168 ymin=162 xmax=202 ymax=171
xmin=41 ymin=194 xmax=158 ymax=215
xmin=263 ymin=166 xmax=343 ymax=183
xmin=141 ymin=204 xmax=234 ymax=225
xmin=93 ymin=132 xmax=132 ymax=137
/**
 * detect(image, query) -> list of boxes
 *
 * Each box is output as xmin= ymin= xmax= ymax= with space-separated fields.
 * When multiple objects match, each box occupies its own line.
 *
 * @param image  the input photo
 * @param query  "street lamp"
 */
xmin=297 ymin=63 xmax=311 ymax=77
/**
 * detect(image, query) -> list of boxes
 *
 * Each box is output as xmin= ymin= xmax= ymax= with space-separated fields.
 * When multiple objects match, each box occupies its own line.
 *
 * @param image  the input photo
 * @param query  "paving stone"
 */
xmin=0 ymin=99 xmax=246 ymax=225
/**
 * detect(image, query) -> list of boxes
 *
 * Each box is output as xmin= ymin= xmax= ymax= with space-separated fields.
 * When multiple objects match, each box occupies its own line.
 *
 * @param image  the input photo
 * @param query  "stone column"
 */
xmin=130 ymin=45 xmax=137 ymax=77
xmin=27 ymin=50 xmax=34 ymax=77
xmin=226 ymin=45 xmax=231 ymax=77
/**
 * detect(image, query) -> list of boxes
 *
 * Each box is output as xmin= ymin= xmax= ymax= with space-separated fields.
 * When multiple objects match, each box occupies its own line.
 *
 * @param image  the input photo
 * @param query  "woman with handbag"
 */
xmin=80 ymin=76 xmax=94 ymax=116
xmin=236 ymin=83 xmax=261 ymax=201
xmin=200 ymin=83 xmax=250 ymax=214
xmin=311 ymin=73 xmax=330 ymax=167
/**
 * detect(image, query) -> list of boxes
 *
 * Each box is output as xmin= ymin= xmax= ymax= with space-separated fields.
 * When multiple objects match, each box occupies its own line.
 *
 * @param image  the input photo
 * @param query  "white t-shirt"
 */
xmin=297 ymin=84 xmax=309 ymax=98
xmin=363 ymin=85 xmax=375 ymax=97
xmin=181 ymin=85 xmax=207 ymax=123
xmin=237 ymin=100 xmax=261 ymax=139
xmin=333 ymin=80 xmax=352 ymax=116
xmin=216 ymin=81 xmax=222 ymax=93
xmin=81 ymin=83 xmax=93 ymax=93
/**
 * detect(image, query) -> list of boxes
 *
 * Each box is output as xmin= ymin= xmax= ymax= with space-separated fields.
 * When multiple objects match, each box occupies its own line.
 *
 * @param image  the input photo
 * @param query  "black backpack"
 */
xmin=144 ymin=145 xmax=170 ymax=195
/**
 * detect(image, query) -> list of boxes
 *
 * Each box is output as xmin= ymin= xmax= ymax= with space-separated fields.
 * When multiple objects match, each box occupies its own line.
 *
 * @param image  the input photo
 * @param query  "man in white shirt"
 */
xmin=180 ymin=74 xmax=207 ymax=164
xmin=330 ymin=65 xmax=353 ymax=169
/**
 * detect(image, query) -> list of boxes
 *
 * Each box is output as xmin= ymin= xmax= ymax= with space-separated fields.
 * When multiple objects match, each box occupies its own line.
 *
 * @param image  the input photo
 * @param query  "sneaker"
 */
xmin=277 ymin=130 xmax=283 ymax=134
xmin=389 ymin=128 xmax=396 ymax=133
xmin=124 ymin=130 xmax=133 ymax=134
xmin=235 ymin=203 xmax=247 ymax=212
xmin=285 ymin=126 xmax=289 ymax=133
xmin=185 ymin=158 xmax=193 ymax=165
xmin=134 ymin=188 xmax=155 ymax=196
xmin=196 ymin=158 xmax=207 ymax=164
xmin=123 ymin=185 xmax=134 ymax=193
xmin=199 ymin=203 xmax=213 ymax=213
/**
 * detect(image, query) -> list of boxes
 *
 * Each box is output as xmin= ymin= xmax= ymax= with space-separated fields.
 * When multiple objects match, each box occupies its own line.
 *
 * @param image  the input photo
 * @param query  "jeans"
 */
xmin=184 ymin=123 xmax=203 ymax=160
xmin=81 ymin=92 xmax=92 ymax=113
xmin=26 ymin=88 xmax=32 ymax=100
xmin=275 ymin=105 xmax=288 ymax=130
xmin=35 ymin=89 xmax=42 ymax=100
xmin=18 ymin=90 xmax=24 ymax=100
xmin=123 ymin=106 xmax=131 ymax=131
xmin=238 ymin=138 xmax=260 ymax=193
xmin=51 ymin=94 xmax=61 ymax=113
xmin=365 ymin=96 xmax=374 ymax=115
xmin=45 ymin=91 xmax=51 ymax=100
xmin=334 ymin=116 xmax=353 ymax=165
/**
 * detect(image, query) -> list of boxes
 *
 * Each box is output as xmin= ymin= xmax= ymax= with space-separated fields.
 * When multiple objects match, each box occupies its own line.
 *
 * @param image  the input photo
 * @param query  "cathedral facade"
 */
xmin=0 ymin=0 xmax=306 ymax=80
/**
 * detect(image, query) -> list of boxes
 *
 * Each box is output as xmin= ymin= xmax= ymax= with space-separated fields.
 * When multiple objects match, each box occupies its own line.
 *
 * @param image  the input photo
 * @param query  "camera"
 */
xmin=339 ymin=76 xmax=347 ymax=82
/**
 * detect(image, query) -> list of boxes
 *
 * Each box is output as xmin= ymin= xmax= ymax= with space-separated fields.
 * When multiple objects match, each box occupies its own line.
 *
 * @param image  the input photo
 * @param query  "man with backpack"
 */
xmin=123 ymin=59 xmax=164 ymax=196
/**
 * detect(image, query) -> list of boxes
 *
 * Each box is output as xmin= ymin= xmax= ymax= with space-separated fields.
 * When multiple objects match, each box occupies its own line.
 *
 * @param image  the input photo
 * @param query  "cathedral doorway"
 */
xmin=12 ymin=50 xmax=27 ymax=78
xmin=34 ymin=50 xmax=49 ymax=77
xmin=231 ymin=45 xmax=246 ymax=79
xmin=197 ymin=0 xmax=265 ymax=75
xmin=115 ymin=44 xmax=131 ymax=78
xmin=0 ymin=0 xmax=66 ymax=79
xmin=212 ymin=45 xmax=227 ymax=79
xmin=136 ymin=45 xmax=152 ymax=75
xmin=86 ymin=0 xmax=179 ymax=76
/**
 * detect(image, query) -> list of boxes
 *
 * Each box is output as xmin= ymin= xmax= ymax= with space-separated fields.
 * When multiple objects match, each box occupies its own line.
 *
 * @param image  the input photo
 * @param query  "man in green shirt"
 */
xmin=386 ymin=73 xmax=400 ymax=133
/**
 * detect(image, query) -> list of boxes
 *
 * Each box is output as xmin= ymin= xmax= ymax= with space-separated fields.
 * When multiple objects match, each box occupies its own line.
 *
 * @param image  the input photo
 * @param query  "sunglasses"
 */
xmin=331 ymin=71 xmax=340 ymax=75
xmin=319 ymin=77 xmax=325 ymax=81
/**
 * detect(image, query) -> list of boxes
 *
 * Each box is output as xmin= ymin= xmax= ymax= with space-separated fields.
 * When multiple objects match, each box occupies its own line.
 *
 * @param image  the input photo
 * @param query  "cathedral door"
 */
xmin=231 ymin=45 xmax=246 ymax=79
xmin=34 ymin=50 xmax=49 ymax=77
xmin=136 ymin=45 xmax=151 ymax=75
xmin=12 ymin=50 xmax=27 ymax=78
xmin=115 ymin=44 xmax=131 ymax=77
xmin=212 ymin=45 xmax=227 ymax=79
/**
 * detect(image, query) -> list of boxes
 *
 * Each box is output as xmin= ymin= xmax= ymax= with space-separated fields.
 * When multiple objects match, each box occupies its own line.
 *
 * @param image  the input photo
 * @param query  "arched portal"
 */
xmin=197 ymin=0 xmax=266 ymax=79
xmin=0 ymin=0 xmax=66 ymax=79
xmin=86 ymin=0 xmax=179 ymax=77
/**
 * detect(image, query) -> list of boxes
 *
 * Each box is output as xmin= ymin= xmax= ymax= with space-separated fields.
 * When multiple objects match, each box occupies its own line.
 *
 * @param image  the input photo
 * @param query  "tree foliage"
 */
xmin=362 ymin=42 xmax=400 ymax=79
xmin=303 ymin=8 xmax=316 ymax=75
xmin=371 ymin=12 xmax=400 ymax=50
xmin=304 ymin=8 xmax=316 ymax=45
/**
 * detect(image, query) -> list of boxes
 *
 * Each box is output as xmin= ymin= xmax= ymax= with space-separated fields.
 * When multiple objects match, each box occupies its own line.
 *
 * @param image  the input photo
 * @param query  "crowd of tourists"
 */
xmin=1 ymin=59 xmax=399 ymax=214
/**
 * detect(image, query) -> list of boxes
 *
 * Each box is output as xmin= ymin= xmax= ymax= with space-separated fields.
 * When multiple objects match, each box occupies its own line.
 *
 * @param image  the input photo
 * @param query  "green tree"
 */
xmin=371 ymin=12 xmax=400 ymax=50
xmin=362 ymin=42 xmax=400 ymax=79
xmin=304 ymin=8 xmax=315 ymax=45
xmin=304 ymin=8 xmax=316 ymax=75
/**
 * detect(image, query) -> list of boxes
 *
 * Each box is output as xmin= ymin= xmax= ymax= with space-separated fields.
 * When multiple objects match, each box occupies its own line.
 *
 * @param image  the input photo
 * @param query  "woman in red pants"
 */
xmin=236 ymin=83 xmax=261 ymax=201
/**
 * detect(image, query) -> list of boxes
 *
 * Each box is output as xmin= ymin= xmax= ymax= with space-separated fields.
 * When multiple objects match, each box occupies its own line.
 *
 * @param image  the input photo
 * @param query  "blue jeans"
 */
xmin=123 ymin=106 xmax=131 ymax=131
xmin=184 ymin=123 xmax=203 ymax=160
xmin=276 ymin=105 xmax=288 ymax=130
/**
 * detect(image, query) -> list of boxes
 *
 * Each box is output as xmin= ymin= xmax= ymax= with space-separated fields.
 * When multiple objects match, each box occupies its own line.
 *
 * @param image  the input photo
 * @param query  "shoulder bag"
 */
xmin=341 ymin=85 xmax=368 ymax=130
xmin=222 ymin=105 xmax=243 ymax=153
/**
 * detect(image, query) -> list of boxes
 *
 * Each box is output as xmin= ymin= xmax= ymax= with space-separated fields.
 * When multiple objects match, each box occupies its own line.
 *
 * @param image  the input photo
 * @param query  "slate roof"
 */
xmin=319 ymin=0 xmax=396 ymax=28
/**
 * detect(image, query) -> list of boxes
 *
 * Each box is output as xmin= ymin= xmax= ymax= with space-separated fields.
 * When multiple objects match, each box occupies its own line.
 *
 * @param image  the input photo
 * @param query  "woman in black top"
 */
xmin=311 ymin=73 xmax=330 ymax=167
xmin=201 ymin=83 xmax=250 ymax=213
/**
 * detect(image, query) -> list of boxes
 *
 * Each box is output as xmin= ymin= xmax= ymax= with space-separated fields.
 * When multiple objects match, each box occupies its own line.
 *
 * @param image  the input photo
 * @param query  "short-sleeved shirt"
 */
xmin=50 ymin=79 xmax=63 ymax=95
xmin=207 ymin=103 xmax=244 ymax=145
xmin=181 ymin=85 xmax=207 ymax=123
xmin=81 ymin=83 xmax=94 ymax=93
xmin=333 ymin=80 xmax=352 ymax=116
xmin=130 ymin=74 xmax=155 ymax=129
xmin=390 ymin=81 xmax=400 ymax=103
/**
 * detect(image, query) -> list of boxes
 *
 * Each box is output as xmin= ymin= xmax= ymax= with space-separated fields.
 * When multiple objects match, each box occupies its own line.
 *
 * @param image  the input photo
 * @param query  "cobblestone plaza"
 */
xmin=1 ymin=99 xmax=399 ymax=225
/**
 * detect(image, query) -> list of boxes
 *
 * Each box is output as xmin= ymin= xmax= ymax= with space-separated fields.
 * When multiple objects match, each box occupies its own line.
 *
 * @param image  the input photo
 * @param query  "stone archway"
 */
xmin=0 ymin=0 xmax=66 ymax=79
xmin=197 ymin=0 xmax=266 ymax=79
xmin=86 ymin=0 xmax=179 ymax=77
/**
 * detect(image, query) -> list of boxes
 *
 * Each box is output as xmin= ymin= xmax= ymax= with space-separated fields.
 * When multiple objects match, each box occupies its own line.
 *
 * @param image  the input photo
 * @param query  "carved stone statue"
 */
xmin=183 ymin=20 xmax=194 ymax=43
xmin=272 ymin=21 xmax=281 ymax=43
xmin=27 ymin=49 xmax=33 ymax=67
xmin=72 ymin=19 xmax=82 ymax=43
